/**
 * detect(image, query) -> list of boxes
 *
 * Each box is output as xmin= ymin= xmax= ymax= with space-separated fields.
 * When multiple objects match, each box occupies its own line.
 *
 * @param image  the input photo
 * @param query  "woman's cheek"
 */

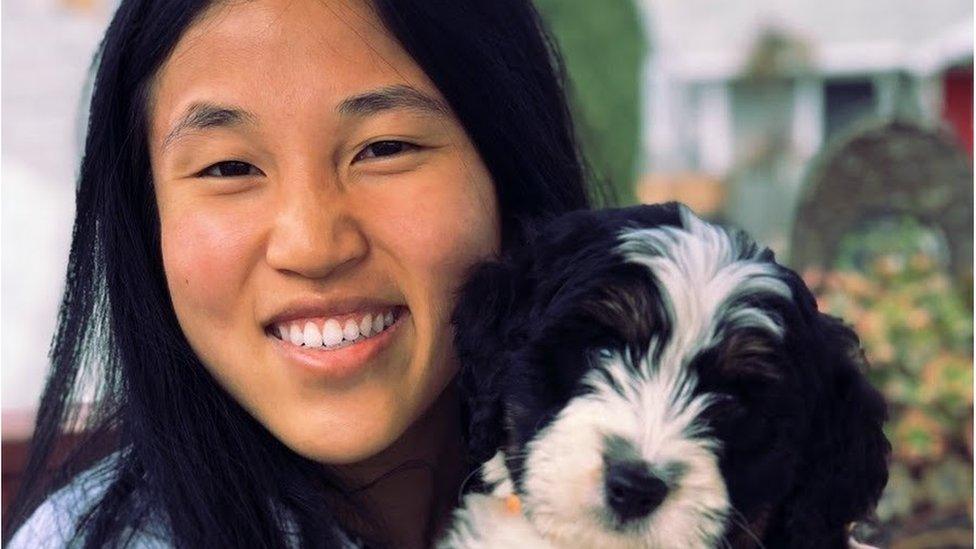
xmin=371 ymin=160 xmax=500 ymax=310
xmin=161 ymin=207 xmax=260 ymax=329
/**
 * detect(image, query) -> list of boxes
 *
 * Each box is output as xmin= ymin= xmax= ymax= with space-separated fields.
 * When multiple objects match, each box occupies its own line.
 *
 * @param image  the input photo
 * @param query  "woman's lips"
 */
xmin=268 ymin=307 xmax=408 ymax=381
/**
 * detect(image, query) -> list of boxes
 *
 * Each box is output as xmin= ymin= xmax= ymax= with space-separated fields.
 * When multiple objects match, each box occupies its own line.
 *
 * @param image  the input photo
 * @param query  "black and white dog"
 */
xmin=441 ymin=203 xmax=889 ymax=548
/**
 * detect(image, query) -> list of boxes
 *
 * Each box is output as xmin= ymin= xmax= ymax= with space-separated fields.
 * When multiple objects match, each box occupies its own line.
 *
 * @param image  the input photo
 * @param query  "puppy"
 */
xmin=441 ymin=203 xmax=889 ymax=548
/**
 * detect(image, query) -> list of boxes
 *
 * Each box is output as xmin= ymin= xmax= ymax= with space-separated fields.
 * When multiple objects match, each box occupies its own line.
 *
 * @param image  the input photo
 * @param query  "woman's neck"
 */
xmin=329 ymin=381 xmax=466 ymax=548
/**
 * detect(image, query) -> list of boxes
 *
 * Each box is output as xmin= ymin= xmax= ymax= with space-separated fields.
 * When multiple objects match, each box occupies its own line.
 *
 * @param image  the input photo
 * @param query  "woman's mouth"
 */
xmin=265 ymin=306 xmax=408 ymax=381
xmin=267 ymin=306 xmax=402 ymax=350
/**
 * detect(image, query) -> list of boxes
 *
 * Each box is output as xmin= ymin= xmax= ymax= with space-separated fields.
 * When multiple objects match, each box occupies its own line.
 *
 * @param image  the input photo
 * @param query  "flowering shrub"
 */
xmin=805 ymin=218 xmax=972 ymax=543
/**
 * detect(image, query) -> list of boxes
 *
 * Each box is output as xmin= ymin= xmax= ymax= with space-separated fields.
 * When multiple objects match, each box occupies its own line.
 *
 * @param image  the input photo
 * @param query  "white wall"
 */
xmin=1 ymin=0 xmax=112 ymax=416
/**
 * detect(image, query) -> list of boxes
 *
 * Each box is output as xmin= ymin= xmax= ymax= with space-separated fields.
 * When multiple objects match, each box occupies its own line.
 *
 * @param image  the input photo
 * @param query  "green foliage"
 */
xmin=810 ymin=218 xmax=973 ymax=535
xmin=534 ymin=0 xmax=646 ymax=205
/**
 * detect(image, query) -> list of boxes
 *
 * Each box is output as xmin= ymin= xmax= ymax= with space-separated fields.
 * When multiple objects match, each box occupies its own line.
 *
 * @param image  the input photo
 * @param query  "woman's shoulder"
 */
xmin=8 ymin=451 xmax=363 ymax=548
xmin=7 ymin=451 xmax=170 ymax=548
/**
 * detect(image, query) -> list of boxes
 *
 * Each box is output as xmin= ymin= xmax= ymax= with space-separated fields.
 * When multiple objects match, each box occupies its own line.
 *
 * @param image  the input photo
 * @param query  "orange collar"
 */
xmin=504 ymin=493 xmax=522 ymax=515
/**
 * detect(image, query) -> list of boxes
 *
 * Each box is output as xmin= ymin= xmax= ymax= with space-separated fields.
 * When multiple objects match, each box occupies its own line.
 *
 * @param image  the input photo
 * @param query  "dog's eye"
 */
xmin=588 ymin=334 xmax=627 ymax=361
xmin=591 ymin=345 xmax=617 ymax=360
xmin=709 ymin=393 xmax=746 ymax=420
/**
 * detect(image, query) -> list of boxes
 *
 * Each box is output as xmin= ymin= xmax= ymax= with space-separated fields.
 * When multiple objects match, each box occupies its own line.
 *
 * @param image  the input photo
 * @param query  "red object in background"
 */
xmin=943 ymin=63 xmax=973 ymax=157
xmin=3 ymin=438 xmax=34 ymax=522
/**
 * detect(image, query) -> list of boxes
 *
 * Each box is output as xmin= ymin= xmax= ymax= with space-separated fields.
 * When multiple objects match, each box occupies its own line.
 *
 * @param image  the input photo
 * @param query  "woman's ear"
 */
xmin=781 ymin=313 xmax=891 ymax=547
xmin=452 ymin=259 xmax=522 ymax=466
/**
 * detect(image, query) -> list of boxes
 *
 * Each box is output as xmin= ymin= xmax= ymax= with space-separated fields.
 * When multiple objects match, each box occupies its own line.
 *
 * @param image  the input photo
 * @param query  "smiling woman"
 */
xmin=150 ymin=0 xmax=502 ymax=470
xmin=4 ymin=1 xmax=595 ymax=548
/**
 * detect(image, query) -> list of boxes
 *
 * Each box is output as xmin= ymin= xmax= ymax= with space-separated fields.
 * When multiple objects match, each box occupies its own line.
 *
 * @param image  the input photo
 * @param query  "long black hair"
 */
xmin=5 ymin=1 xmax=600 ymax=547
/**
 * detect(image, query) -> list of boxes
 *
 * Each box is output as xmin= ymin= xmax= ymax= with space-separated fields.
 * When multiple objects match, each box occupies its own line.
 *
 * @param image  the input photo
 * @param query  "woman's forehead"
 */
xmin=148 ymin=0 xmax=442 ymax=149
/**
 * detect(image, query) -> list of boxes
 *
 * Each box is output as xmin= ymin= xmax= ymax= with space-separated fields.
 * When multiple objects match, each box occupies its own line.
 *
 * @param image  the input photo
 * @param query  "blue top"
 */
xmin=7 ymin=452 xmax=359 ymax=548
xmin=8 ymin=453 xmax=170 ymax=548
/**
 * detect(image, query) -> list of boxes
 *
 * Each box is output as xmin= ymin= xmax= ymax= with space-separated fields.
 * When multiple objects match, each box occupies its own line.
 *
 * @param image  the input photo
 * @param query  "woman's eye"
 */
xmin=199 ymin=161 xmax=262 ymax=178
xmin=353 ymin=140 xmax=417 ymax=162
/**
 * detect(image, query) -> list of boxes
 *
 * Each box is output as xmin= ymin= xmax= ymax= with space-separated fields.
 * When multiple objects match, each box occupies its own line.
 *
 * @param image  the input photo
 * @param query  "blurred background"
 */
xmin=2 ymin=0 xmax=972 ymax=546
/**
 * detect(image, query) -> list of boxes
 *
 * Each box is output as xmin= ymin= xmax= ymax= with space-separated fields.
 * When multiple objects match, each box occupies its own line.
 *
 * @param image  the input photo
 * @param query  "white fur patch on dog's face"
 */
xmin=518 ymin=208 xmax=790 ymax=548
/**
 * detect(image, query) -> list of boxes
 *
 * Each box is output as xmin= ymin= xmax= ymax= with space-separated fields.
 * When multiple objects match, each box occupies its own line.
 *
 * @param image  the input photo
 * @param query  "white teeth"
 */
xmin=303 ymin=321 xmax=322 ymax=347
xmin=322 ymin=319 xmax=343 ymax=346
xmin=289 ymin=323 xmax=303 ymax=346
xmin=359 ymin=314 xmax=373 ymax=337
xmin=274 ymin=308 xmax=401 ymax=348
xmin=343 ymin=319 xmax=360 ymax=340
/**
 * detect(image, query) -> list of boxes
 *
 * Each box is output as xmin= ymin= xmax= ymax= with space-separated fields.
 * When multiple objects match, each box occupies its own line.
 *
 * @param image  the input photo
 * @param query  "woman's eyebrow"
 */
xmin=162 ymin=102 xmax=256 ymax=152
xmin=336 ymin=84 xmax=450 ymax=119
xmin=162 ymin=85 xmax=449 ymax=152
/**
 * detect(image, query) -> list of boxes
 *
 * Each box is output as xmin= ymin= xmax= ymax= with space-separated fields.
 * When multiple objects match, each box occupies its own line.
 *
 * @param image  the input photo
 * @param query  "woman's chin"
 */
xmin=278 ymin=413 xmax=411 ymax=468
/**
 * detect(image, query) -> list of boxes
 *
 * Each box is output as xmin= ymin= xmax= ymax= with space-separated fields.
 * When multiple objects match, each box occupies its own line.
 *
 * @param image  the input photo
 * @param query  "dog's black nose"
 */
xmin=604 ymin=460 xmax=669 ymax=522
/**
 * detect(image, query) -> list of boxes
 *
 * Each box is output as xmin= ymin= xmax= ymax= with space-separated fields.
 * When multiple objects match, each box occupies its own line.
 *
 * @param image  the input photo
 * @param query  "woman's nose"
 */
xmin=264 ymin=177 xmax=369 ymax=280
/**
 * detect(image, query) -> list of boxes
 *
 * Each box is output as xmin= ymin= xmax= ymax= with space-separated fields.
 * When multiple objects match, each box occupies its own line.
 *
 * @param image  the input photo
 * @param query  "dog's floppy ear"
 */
xmin=779 ymin=310 xmax=890 ymax=547
xmin=452 ymin=259 xmax=523 ymax=467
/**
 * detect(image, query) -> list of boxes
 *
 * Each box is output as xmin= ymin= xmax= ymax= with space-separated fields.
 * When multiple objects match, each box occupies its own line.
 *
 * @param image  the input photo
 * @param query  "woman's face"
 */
xmin=149 ymin=0 xmax=500 ymax=464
